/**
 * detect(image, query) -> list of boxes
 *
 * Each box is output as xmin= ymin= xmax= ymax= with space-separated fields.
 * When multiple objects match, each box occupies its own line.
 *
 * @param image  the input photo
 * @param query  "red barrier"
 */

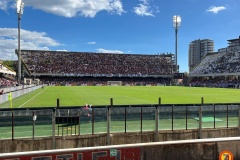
xmin=0 ymin=147 xmax=141 ymax=160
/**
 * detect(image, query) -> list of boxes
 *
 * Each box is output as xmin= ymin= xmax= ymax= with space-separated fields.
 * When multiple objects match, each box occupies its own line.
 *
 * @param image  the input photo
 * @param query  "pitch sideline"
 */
xmin=18 ymin=87 xmax=47 ymax=108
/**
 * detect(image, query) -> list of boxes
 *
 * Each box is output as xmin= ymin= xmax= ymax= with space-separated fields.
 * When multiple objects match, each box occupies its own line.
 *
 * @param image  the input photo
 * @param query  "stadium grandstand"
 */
xmin=189 ymin=36 xmax=240 ymax=88
xmin=0 ymin=61 xmax=17 ymax=89
xmin=18 ymin=50 xmax=176 ymax=86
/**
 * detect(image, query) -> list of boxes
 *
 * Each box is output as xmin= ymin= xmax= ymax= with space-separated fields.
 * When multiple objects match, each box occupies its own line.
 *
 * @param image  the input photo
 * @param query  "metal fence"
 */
xmin=0 ymin=102 xmax=240 ymax=140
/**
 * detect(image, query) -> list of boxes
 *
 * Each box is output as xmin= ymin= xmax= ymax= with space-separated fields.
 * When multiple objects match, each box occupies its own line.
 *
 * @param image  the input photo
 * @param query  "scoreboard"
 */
xmin=173 ymin=72 xmax=184 ymax=79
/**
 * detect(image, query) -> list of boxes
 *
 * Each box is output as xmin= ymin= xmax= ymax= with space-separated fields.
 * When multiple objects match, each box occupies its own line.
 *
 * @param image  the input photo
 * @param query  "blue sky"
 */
xmin=0 ymin=0 xmax=239 ymax=72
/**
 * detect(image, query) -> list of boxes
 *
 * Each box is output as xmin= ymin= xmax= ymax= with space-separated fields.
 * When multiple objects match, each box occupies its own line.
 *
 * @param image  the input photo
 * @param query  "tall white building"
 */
xmin=188 ymin=39 xmax=214 ymax=71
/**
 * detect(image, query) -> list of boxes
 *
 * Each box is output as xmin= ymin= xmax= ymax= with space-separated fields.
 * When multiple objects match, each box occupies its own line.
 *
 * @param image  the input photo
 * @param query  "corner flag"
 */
xmin=8 ymin=92 xmax=12 ymax=108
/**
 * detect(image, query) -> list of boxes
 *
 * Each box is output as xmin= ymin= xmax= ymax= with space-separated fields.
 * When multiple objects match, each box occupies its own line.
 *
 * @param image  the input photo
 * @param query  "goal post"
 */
xmin=107 ymin=81 xmax=122 ymax=86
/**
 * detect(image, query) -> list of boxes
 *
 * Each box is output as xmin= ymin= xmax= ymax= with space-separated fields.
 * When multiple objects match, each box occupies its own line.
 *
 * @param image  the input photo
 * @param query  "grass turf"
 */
xmin=0 ymin=86 xmax=240 ymax=108
xmin=194 ymin=117 xmax=223 ymax=122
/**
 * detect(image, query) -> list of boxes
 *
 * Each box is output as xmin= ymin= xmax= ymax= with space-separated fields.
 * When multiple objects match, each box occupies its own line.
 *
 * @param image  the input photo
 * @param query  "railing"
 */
xmin=0 ymin=85 xmax=42 ymax=105
xmin=0 ymin=101 xmax=240 ymax=140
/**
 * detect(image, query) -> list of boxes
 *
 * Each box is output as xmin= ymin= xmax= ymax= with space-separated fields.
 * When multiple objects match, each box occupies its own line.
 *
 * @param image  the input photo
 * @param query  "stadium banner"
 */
xmin=0 ymin=148 xmax=141 ymax=160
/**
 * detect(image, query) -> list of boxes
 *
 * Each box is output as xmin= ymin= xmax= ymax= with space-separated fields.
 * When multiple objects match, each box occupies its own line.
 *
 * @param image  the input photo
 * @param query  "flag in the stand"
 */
xmin=8 ymin=92 xmax=13 ymax=108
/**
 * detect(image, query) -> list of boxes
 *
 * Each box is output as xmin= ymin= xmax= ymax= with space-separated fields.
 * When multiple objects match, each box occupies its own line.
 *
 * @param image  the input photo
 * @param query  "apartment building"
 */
xmin=188 ymin=39 xmax=214 ymax=71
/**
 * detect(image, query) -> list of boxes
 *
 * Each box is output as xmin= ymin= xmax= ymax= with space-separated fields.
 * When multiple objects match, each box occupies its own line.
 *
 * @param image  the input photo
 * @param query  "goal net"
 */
xmin=107 ymin=81 xmax=122 ymax=86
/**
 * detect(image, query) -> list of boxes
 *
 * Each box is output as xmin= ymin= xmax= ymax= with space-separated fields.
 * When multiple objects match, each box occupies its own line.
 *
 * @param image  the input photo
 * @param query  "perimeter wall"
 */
xmin=0 ymin=136 xmax=240 ymax=160
xmin=0 ymin=127 xmax=238 ymax=153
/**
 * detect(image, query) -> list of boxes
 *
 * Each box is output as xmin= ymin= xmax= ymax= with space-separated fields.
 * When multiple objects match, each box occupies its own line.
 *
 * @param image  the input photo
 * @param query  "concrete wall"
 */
xmin=0 ymin=137 xmax=240 ymax=160
xmin=0 ymin=127 xmax=239 ymax=153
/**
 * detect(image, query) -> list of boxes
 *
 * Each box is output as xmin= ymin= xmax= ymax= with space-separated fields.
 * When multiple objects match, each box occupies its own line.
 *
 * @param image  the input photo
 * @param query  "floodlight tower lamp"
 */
xmin=172 ymin=15 xmax=181 ymax=28
xmin=172 ymin=15 xmax=181 ymax=73
xmin=16 ymin=0 xmax=24 ymax=85
xmin=16 ymin=0 xmax=21 ymax=13
xmin=16 ymin=0 xmax=24 ymax=15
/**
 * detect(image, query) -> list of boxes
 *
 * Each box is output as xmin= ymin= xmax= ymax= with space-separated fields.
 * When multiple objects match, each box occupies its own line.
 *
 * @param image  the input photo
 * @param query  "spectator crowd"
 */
xmin=190 ymin=78 xmax=240 ymax=88
xmin=190 ymin=44 xmax=240 ymax=75
xmin=21 ymin=51 xmax=174 ymax=76
xmin=189 ymin=37 xmax=240 ymax=89
xmin=0 ymin=77 xmax=17 ymax=88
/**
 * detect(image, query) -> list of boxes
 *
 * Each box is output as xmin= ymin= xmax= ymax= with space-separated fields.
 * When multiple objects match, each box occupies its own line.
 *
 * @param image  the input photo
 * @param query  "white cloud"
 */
xmin=207 ymin=6 xmax=226 ymax=14
xmin=0 ymin=0 xmax=8 ymax=11
xmin=140 ymin=0 xmax=148 ymax=5
xmin=87 ymin=42 xmax=96 ymax=45
xmin=56 ymin=49 xmax=68 ymax=52
xmin=96 ymin=48 xmax=124 ymax=54
xmin=133 ymin=0 xmax=155 ymax=17
xmin=0 ymin=0 xmax=125 ymax=18
xmin=0 ymin=28 xmax=61 ymax=60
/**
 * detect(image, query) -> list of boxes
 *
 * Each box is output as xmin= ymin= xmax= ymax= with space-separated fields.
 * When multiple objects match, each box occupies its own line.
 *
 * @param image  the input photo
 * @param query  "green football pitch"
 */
xmin=1 ymin=86 xmax=240 ymax=138
xmin=1 ymin=86 xmax=240 ymax=108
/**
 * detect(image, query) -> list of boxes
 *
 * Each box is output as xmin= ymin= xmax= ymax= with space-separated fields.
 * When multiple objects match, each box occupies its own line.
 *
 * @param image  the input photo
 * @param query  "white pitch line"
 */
xmin=18 ymin=88 xmax=45 ymax=108
xmin=123 ymin=96 xmax=153 ymax=104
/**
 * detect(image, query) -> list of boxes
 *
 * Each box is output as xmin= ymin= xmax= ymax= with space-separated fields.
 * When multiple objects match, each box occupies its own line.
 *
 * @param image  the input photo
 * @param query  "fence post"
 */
xmin=198 ymin=97 xmax=203 ymax=139
xmin=57 ymin=98 xmax=59 ymax=108
xmin=52 ymin=108 xmax=56 ymax=149
xmin=107 ymin=106 xmax=111 ymax=145
xmin=172 ymin=105 xmax=174 ymax=131
xmin=92 ymin=108 xmax=94 ymax=135
xmin=125 ymin=107 xmax=127 ymax=133
xmin=214 ymin=104 xmax=216 ymax=129
xmin=186 ymin=106 xmax=188 ymax=130
xmin=78 ymin=109 xmax=81 ymax=135
xmin=32 ymin=111 xmax=35 ymax=139
xmin=56 ymin=98 xmax=60 ymax=117
xmin=198 ymin=106 xmax=202 ymax=139
xmin=238 ymin=106 xmax=240 ymax=136
xmin=140 ymin=106 xmax=142 ymax=133
xmin=155 ymin=98 xmax=160 ymax=142
xmin=56 ymin=98 xmax=60 ymax=136
xmin=107 ymin=98 xmax=113 ymax=145
xmin=11 ymin=111 xmax=14 ymax=141
xmin=227 ymin=105 xmax=229 ymax=128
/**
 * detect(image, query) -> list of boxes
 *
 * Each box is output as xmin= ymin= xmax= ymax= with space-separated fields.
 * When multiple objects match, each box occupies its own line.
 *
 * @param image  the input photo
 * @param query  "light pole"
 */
xmin=16 ymin=0 xmax=24 ymax=85
xmin=172 ymin=15 xmax=181 ymax=73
